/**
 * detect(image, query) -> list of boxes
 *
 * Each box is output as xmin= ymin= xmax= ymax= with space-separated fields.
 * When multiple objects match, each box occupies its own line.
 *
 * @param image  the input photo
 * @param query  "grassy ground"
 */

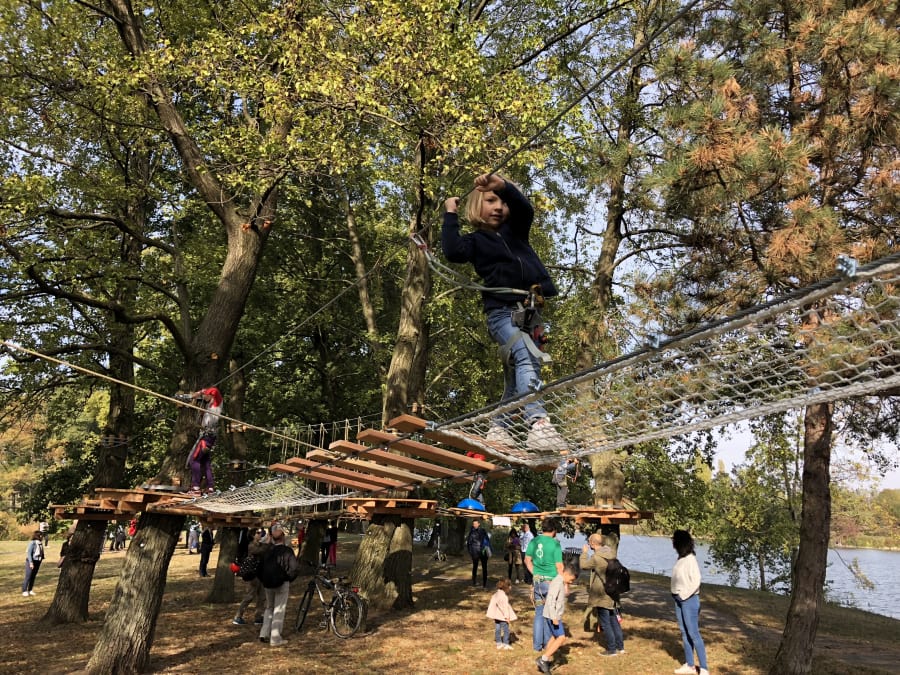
xmin=1 ymin=536 xmax=898 ymax=674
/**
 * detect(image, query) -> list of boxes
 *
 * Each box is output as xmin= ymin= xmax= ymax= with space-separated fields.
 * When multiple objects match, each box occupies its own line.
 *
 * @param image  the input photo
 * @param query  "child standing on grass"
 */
xmin=486 ymin=577 xmax=517 ymax=650
xmin=535 ymin=564 xmax=578 ymax=673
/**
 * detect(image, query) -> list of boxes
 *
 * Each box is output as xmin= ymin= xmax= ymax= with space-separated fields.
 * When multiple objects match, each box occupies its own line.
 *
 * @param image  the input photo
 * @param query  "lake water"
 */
xmin=558 ymin=532 xmax=900 ymax=620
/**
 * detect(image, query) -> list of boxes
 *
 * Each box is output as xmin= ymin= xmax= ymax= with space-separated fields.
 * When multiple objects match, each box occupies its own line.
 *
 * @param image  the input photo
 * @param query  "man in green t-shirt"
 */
xmin=524 ymin=517 xmax=564 ymax=652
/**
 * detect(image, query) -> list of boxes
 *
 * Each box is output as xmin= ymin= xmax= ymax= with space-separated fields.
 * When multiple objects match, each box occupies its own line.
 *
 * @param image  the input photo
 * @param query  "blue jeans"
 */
xmin=532 ymin=580 xmax=551 ymax=651
xmin=494 ymin=620 xmax=510 ymax=644
xmin=486 ymin=308 xmax=547 ymax=423
xmin=674 ymin=593 xmax=707 ymax=669
xmin=598 ymin=607 xmax=624 ymax=652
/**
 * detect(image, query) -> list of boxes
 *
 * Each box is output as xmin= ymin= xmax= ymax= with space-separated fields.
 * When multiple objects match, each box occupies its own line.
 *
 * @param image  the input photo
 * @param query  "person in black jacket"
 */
xmin=198 ymin=523 xmax=214 ymax=577
xmin=442 ymin=174 xmax=566 ymax=452
xmin=258 ymin=524 xmax=300 ymax=647
xmin=466 ymin=519 xmax=492 ymax=588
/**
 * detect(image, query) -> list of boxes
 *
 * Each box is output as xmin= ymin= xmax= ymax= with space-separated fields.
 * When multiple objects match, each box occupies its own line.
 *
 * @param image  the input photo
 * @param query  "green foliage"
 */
xmin=707 ymin=416 xmax=801 ymax=593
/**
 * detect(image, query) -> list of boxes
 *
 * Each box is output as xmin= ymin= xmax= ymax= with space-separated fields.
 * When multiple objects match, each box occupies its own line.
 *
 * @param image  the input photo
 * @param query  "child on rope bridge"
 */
xmin=177 ymin=386 xmax=223 ymax=495
xmin=442 ymin=173 xmax=566 ymax=452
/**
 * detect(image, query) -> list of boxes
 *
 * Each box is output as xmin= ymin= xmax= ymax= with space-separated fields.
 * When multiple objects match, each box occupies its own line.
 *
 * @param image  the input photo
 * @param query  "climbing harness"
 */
xmin=501 ymin=284 xmax=552 ymax=368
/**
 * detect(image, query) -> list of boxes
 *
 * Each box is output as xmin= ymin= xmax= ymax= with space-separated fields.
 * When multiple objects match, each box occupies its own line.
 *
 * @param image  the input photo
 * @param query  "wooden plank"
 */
xmin=357 ymin=428 xmax=500 ymax=473
xmin=269 ymin=462 xmax=391 ymax=492
xmin=307 ymin=449 xmax=434 ymax=484
xmin=284 ymin=457 xmax=410 ymax=489
xmin=387 ymin=414 xmax=429 ymax=433
xmin=328 ymin=440 xmax=461 ymax=479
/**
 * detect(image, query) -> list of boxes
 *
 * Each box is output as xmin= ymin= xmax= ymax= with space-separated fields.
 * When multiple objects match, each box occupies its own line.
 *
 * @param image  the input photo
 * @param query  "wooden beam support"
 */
xmin=284 ymin=457 xmax=409 ymax=490
xmin=328 ymin=440 xmax=461 ymax=479
xmin=306 ymin=449 xmax=433 ymax=484
xmin=357 ymin=428 xmax=499 ymax=473
xmin=269 ymin=462 xmax=388 ymax=492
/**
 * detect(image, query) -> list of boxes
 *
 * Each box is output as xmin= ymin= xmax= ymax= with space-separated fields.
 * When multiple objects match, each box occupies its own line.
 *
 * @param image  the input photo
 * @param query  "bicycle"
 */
xmin=294 ymin=563 xmax=365 ymax=638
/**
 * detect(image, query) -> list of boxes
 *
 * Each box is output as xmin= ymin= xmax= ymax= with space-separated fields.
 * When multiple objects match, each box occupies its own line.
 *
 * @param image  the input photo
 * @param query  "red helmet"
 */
xmin=201 ymin=387 xmax=223 ymax=406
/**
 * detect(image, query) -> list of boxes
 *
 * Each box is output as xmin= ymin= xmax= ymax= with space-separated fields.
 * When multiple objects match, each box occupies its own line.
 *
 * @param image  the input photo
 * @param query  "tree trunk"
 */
xmin=300 ymin=519 xmax=326 ymax=568
xmin=45 ymin=320 xmax=137 ymax=624
xmin=86 ymin=512 xmax=185 ymax=674
xmin=590 ymin=451 xmax=625 ymax=506
xmin=206 ymin=527 xmax=239 ymax=603
xmin=770 ymin=402 xmax=832 ymax=675
xmin=445 ymin=516 xmax=467 ymax=555
xmin=382 ymin=137 xmax=434 ymax=424
xmin=349 ymin=514 xmax=414 ymax=610
xmin=758 ymin=550 xmax=768 ymax=591
xmin=42 ymin=520 xmax=106 ymax=624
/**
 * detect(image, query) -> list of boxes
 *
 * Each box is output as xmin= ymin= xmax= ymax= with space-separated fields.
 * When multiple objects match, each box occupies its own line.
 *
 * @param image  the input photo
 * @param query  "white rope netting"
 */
xmin=434 ymin=254 xmax=900 ymax=465
xmin=185 ymin=478 xmax=360 ymax=514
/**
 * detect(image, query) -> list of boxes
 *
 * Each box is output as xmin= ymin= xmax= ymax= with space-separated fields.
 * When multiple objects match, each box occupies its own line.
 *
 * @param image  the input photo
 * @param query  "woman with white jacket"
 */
xmin=671 ymin=529 xmax=709 ymax=675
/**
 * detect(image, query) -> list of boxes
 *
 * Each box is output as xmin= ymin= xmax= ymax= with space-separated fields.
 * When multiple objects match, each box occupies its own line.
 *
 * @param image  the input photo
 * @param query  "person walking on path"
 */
xmin=535 ymin=564 xmax=578 ymax=673
xmin=466 ymin=519 xmax=492 ymax=588
xmin=234 ymin=528 xmax=269 ymax=626
xmin=506 ymin=527 xmax=522 ymax=583
xmin=259 ymin=524 xmax=300 ymax=647
xmin=524 ymin=517 xmax=564 ymax=654
xmin=580 ymin=533 xmax=625 ymax=656
xmin=486 ymin=577 xmax=518 ymax=650
xmin=442 ymin=173 xmax=566 ymax=452
xmin=519 ymin=522 xmax=534 ymax=584
xmin=22 ymin=531 xmax=45 ymax=596
xmin=198 ymin=523 xmax=214 ymax=577
xmin=671 ymin=529 xmax=710 ymax=675
xmin=326 ymin=521 xmax=339 ymax=566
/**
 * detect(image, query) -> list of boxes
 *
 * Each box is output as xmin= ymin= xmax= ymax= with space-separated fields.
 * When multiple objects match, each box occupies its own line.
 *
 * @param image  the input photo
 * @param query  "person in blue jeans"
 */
xmin=524 ymin=518 xmax=564 ymax=653
xmin=442 ymin=173 xmax=566 ymax=452
xmin=671 ymin=529 xmax=710 ymax=675
xmin=580 ymin=533 xmax=625 ymax=656
xmin=22 ymin=530 xmax=45 ymax=597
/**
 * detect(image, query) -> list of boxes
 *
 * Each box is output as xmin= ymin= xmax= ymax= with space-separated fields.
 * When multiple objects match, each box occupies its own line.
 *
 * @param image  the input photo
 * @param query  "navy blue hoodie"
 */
xmin=441 ymin=181 xmax=557 ymax=311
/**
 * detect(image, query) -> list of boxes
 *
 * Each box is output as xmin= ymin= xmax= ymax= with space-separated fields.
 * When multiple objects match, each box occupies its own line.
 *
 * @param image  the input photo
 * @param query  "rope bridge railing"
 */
xmin=434 ymin=253 xmax=900 ymax=466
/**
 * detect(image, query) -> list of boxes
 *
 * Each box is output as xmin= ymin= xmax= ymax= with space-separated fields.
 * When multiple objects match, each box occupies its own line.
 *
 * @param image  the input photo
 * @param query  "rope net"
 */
xmin=193 ymin=252 xmax=900 ymax=512
xmin=434 ymin=254 xmax=900 ymax=466
xmin=180 ymin=478 xmax=359 ymax=514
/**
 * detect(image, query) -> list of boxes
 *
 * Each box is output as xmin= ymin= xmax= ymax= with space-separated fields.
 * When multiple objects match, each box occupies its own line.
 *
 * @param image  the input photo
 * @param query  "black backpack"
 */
xmin=603 ymin=558 xmax=631 ymax=602
xmin=238 ymin=554 xmax=260 ymax=581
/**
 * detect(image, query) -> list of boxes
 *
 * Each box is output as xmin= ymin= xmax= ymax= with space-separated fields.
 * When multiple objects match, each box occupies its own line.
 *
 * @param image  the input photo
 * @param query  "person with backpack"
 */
xmin=258 ymin=523 xmax=300 ymax=647
xmin=233 ymin=528 xmax=268 ymax=626
xmin=580 ymin=533 xmax=626 ymax=656
xmin=671 ymin=529 xmax=710 ymax=675
xmin=21 ymin=530 xmax=45 ymax=597
xmin=466 ymin=519 xmax=492 ymax=588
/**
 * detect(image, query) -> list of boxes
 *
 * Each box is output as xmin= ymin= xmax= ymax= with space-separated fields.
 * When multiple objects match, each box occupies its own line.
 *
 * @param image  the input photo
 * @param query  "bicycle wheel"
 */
xmin=294 ymin=584 xmax=314 ymax=633
xmin=330 ymin=591 xmax=364 ymax=638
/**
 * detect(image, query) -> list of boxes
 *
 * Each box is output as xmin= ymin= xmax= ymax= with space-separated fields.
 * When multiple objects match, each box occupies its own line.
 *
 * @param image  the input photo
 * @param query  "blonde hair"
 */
xmin=588 ymin=533 xmax=604 ymax=547
xmin=463 ymin=174 xmax=518 ymax=228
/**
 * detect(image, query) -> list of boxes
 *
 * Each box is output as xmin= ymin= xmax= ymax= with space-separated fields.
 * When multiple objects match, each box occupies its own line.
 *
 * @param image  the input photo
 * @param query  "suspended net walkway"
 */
xmin=194 ymin=252 xmax=900 ymax=513
xmin=435 ymin=253 xmax=900 ymax=465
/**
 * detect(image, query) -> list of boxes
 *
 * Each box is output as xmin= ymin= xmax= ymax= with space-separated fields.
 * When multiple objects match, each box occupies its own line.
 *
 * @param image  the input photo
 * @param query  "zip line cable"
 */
xmin=0 ymin=340 xmax=304 ymax=448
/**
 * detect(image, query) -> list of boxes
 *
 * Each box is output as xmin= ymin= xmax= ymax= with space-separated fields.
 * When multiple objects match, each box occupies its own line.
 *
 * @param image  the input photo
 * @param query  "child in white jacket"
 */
xmin=486 ymin=578 xmax=518 ymax=649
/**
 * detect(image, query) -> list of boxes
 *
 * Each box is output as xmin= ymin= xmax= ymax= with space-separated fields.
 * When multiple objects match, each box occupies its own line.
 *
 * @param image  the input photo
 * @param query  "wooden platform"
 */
xmin=51 ymin=488 xmax=263 ymax=527
xmin=343 ymin=497 xmax=437 ymax=519
xmin=557 ymin=504 xmax=653 ymax=525
xmin=389 ymin=414 xmax=556 ymax=468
